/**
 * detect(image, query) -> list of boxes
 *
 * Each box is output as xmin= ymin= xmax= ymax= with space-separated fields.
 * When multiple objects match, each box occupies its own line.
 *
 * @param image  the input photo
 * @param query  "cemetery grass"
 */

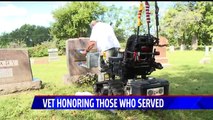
xmin=0 ymin=51 xmax=213 ymax=120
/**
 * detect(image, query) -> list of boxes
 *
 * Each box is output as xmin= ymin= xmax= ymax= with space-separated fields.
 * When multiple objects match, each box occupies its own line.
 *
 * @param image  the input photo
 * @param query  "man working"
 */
xmin=82 ymin=20 xmax=120 ymax=82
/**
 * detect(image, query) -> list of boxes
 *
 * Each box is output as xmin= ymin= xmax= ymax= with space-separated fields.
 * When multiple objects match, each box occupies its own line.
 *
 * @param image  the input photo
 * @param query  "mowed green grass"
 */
xmin=0 ymin=50 xmax=213 ymax=120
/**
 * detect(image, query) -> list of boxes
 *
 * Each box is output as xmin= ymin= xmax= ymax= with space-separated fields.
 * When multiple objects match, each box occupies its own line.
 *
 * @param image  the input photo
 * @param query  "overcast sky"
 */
xmin=0 ymin=1 xmax=175 ymax=35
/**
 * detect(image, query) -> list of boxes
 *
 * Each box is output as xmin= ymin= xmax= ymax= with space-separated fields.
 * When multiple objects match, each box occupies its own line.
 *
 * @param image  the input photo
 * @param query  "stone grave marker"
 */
xmin=180 ymin=44 xmax=186 ymax=51
xmin=63 ymin=37 xmax=99 ymax=84
xmin=0 ymin=49 xmax=42 ymax=95
xmin=205 ymin=46 xmax=209 ymax=56
xmin=169 ymin=45 xmax=175 ymax=52
xmin=154 ymin=36 xmax=169 ymax=65
xmin=48 ymin=48 xmax=59 ymax=61
xmin=199 ymin=46 xmax=211 ymax=64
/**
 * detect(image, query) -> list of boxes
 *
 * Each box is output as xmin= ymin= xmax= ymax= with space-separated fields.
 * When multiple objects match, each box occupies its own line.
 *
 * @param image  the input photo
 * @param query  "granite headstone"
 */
xmin=154 ymin=36 xmax=169 ymax=65
xmin=64 ymin=38 xmax=99 ymax=84
xmin=0 ymin=49 xmax=41 ymax=95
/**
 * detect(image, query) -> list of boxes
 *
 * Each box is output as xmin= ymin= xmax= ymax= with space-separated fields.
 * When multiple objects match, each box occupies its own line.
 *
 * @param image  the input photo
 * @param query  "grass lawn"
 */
xmin=0 ymin=50 xmax=213 ymax=120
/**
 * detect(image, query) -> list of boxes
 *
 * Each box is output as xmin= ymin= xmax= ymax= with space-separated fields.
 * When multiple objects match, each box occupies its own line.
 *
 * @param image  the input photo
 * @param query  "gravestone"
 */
xmin=199 ymin=57 xmax=211 ymax=64
xmin=48 ymin=48 xmax=59 ymax=61
xmin=63 ymin=37 xmax=99 ymax=84
xmin=180 ymin=44 xmax=186 ymax=51
xmin=0 ymin=49 xmax=42 ymax=95
xmin=169 ymin=45 xmax=175 ymax=52
xmin=199 ymin=46 xmax=211 ymax=64
xmin=154 ymin=36 xmax=169 ymax=65
xmin=205 ymin=46 xmax=209 ymax=56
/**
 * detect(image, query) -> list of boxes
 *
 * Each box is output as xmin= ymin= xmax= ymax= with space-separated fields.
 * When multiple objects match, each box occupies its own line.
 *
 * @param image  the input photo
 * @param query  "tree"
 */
xmin=195 ymin=2 xmax=213 ymax=45
xmin=0 ymin=33 xmax=11 ymax=47
xmin=50 ymin=2 xmax=106 ymax=54
xmin=100 ymin=5 xmax=127 ymax=42
xmin=0 ymin=24 xmax=51 ymax=48
xmin=100 ymin=2 xmax=157 ymax=42
xmin=50 ymin=2 xmax=106 ymax=40
xmin=160 ymin=2 xmax=202 ymax=46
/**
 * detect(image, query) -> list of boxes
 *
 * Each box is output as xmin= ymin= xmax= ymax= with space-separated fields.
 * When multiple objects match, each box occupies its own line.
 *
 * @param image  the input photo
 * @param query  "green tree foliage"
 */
xmin=121 ymin=2 xmax=158 ymax=37
xmin=100 ymin=3 xmax=157 ymax=42
xmin=50 ymin=2 xmax=106 ymax=54
xmin=195 ymin=2 xmax=213 ymax=45
xmin=0 ymin=24 xmax=51 ymax=48
xmin=100 ymin=5 xmax=127 ymax=42
xmin=160 ymin=2 xmax=212 ymax=46
xmin=51 ymin=2 xmax=106 ymax=40
xmin=0 ymin=33 xmax=11 ymax=47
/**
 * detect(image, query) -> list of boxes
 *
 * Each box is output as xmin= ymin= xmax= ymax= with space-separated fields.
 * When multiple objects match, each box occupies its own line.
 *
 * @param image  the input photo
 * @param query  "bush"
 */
xmin=74 ymin=73 xmax=98 ymax=86
xmin=28 ymin=41 xmax=56 ymax=57
xmin=7 ymin=41 xmax=27 ymax=48
xmin=56 ymin=40 xmax=66 ymax=55
xmin=196 ymin=46 xmax=205 ymax=51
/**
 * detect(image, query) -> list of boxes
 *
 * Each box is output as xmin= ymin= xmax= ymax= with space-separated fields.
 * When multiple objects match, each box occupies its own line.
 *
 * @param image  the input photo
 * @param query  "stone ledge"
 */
xmin=0 ymin=80 xmax=42 ymax=95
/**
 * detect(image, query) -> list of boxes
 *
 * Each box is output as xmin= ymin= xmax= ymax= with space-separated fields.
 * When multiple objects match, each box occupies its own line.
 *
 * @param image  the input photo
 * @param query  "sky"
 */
xmin=0 ymin=1 xmax=175 ymax=35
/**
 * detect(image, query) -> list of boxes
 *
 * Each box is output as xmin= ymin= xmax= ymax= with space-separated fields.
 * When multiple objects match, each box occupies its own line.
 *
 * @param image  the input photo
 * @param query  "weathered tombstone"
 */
xmin=63 ymin=37 xmax=99 ymax=84
xmin=154 ymin=36 xmax=169 ymax=65
xmin=0 ymin=49 xmax=42 ymax=95
xmin=205 ymin=46 xmax=209 ymax=56
xmin=169 ymin=45 xmax=175 ymax=52
xmin=48 ymin=48 xmax=59 ymax=61
xmin=199 ymin=57 xmax=211 ymax=64
xmin=199 ymin=46 xmax=211 ymax=64
xmin=180 ymin=44 xmax=186 ymax=51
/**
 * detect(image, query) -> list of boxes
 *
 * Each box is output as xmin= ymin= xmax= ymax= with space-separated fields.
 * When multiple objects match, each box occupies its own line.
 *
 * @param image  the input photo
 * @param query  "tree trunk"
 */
xmin=191 ymin=35 xmax=198 ymax=50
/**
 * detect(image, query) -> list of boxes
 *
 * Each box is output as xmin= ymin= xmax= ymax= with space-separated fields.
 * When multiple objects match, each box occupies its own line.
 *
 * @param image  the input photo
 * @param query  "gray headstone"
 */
xmin=169 ymin=46 xmax=175 ymax=52
xmin=64 ymin=38 xmax=99 ymax=84
xmin=199 ymin=57 xmax=211 ymax=64
xmin=205 ymin=46 xmax=209 ymax=56
xmin=180 ymin=44 xmax=186 ymax=51
xmin=66 ymin=38 xmax=99 ymax=76
xmin=48 ymin=48 xmax=59 ymax=61
xmin=0 ymin=49 xmax=41 ymax=95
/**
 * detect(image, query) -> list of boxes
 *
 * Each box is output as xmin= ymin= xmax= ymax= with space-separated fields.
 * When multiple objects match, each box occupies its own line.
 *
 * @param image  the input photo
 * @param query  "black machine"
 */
xmin=94 ymin=1 xmax=169 ymax=96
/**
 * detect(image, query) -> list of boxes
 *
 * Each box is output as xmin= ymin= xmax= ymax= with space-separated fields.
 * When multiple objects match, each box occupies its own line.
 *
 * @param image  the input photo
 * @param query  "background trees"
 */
xmin=160 ymin=2 xmax=213 ymax=48
xmin=50 ymin=2 xmax=106 ymax=54
xmin=0 ymin=24 xmax=51 ymax=48
xmin=0 ymin=2 xmax=212 ymax=55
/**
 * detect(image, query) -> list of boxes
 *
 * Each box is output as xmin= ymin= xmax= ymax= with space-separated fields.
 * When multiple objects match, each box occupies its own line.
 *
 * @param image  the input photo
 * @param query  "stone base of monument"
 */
xmin=63 ymin=74 xmax=80 ymax=85
xmin=199 ymin=57 xmax=211 ymax=64
xmin=0 ymin=78 xmax=42 ymax=95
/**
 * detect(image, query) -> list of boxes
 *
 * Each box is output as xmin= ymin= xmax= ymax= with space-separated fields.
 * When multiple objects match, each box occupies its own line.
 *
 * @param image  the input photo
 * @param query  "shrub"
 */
xmin=28 ymin=41 xmax=56 ymax=57
xmin=196 ymin=46 xmax=205 ymax=51
xmin=56 ymin=40 xmax=66 ymax=55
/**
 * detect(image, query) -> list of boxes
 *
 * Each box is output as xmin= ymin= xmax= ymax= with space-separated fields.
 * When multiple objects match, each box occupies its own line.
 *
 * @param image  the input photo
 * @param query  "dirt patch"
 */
xmin=31 ymin=57 xmax=49 ymax=64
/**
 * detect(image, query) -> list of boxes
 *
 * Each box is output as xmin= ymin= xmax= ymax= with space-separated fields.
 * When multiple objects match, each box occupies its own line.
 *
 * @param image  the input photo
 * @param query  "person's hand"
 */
xmin=81 ymin=50 xmax=87 ymax=56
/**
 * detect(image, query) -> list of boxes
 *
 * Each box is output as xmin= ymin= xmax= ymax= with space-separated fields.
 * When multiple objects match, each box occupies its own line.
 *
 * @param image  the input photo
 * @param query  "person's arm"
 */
xmin=86 ymin=41 xmax=96 ymax=52
xmin=82 ymin=41 xmax=96 ymax=55
xmin=82 ymin=23 xmax=97 ymax=55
